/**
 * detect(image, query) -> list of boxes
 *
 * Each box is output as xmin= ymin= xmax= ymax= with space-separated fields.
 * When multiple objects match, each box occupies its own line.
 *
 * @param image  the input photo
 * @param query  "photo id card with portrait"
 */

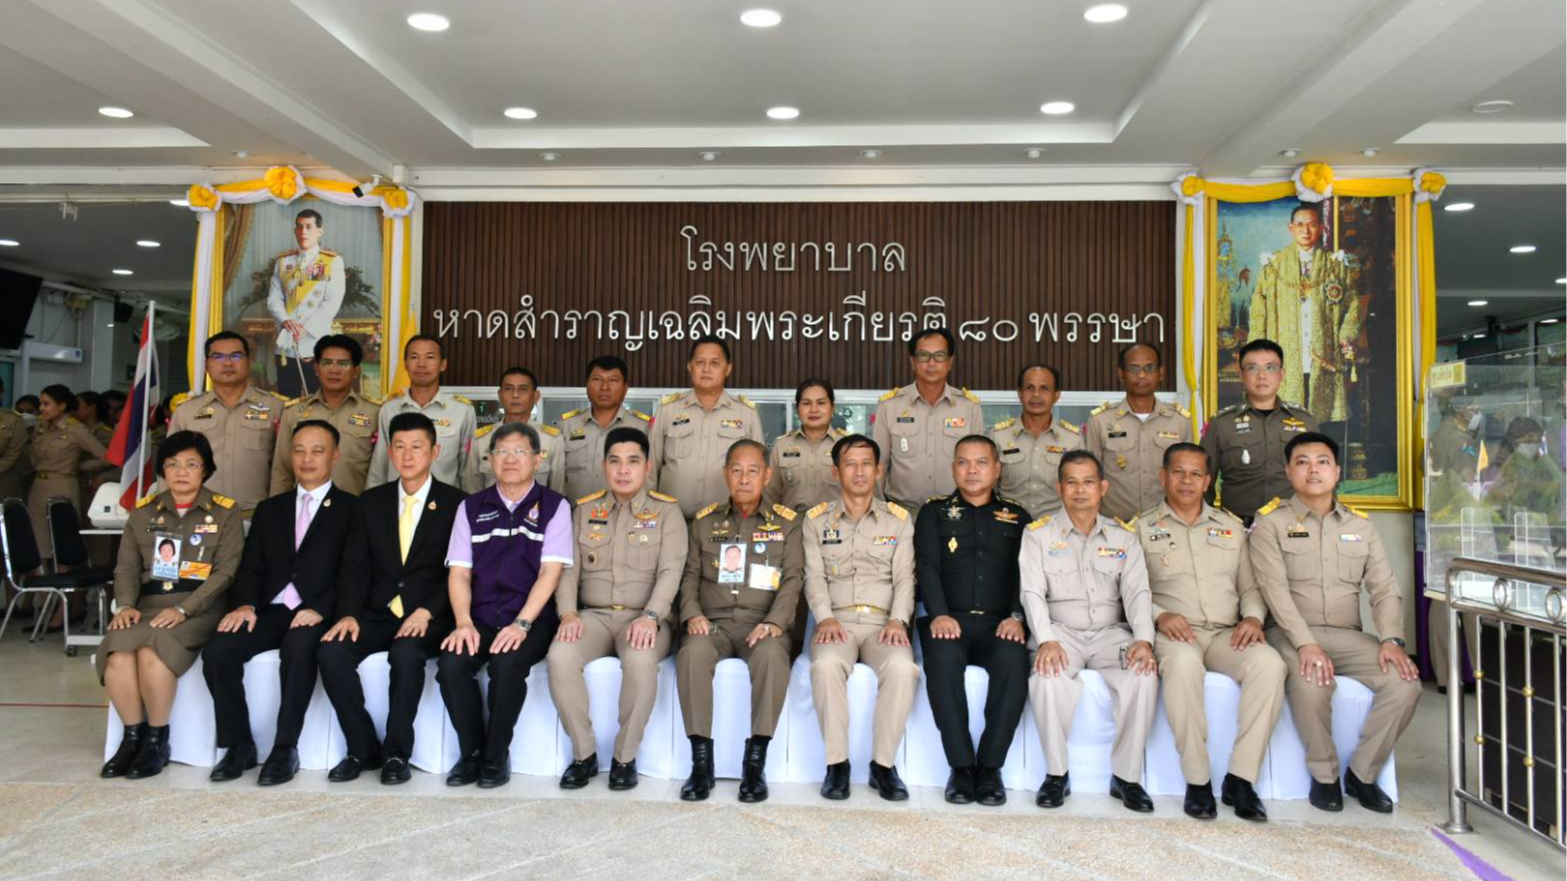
xmin=150 ymin=533 xmax=182 ymax=581
xmin=717 ymin=542 xmax=747 ymax=584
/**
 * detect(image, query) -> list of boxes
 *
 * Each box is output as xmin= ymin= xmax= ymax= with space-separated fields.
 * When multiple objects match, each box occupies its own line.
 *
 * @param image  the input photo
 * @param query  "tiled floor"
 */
xmin=0 ymin=635 xmax=1559 ymax=881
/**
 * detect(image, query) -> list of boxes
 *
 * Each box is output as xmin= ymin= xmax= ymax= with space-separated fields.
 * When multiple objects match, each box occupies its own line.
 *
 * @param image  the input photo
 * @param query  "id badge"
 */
xmin=748 ymin=564 xmax=781 ymax=592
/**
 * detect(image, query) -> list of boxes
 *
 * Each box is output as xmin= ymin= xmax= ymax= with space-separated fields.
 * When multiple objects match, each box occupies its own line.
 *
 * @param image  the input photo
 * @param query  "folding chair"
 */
xmin=44 ymin=497 xmax=117 ymax=656
xmin=0 ymin=498 xmax=114 ymax=656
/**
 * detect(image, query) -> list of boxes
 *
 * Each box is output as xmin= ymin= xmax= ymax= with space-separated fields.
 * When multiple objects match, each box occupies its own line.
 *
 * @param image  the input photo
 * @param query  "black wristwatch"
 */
xmin=514 ymin=617 xmax=533 ymax=633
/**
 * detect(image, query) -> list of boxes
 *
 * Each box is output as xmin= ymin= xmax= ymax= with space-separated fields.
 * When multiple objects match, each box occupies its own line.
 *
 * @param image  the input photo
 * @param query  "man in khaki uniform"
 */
xmin=1252 ymin=431 xmax=1419 ymax=814
xmin=367 ymin=336 xmax=478 ymax=492
xmin=167 ymin=331 xmax=285 ymax=512
xmin=1202 ymin=338 xmax=1318 ymax=523
xmin=1136 ymin=442 xmax=1283 ymax=821
xmin=989 ymin=364 xmax=1081 ymax=518
xmin=676 ymin=439 xmax=804 ymax=803
xmin=468 ymin=367 xmax=564 ymax=492
xmin=1086 ymin=344 xmax=1192 ymax=522
xmin=271 ymin=335 xmax=380 ymax=495
xmin=558 ymin=356 xmax=652 ymax=501
xmin=548 ymin=426 xmax=686 ymax=791
xmin=649 ymin=337 xmax=764 ymax=519
xmin=804 ymin=434 xmax=918 ymax=802
xmin=0 ymin=377 xmax=29 ymax=500
xmin=1022 ymin=450 xmax=1158 ymax=812
xmin=872 ymin=328 xmax=984 ymax=518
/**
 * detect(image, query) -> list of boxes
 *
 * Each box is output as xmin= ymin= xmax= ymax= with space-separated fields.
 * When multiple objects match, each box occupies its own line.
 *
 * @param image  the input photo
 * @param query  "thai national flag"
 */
xmin=107 ymin=306 xmax=160 ymax=510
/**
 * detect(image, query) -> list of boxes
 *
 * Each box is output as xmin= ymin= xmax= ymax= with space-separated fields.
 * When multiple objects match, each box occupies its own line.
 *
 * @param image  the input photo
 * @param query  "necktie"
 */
xmin=277 ymin=493 xmax=313 ymax=610
xmin=389 ymin=494 xmax=416 ymax=618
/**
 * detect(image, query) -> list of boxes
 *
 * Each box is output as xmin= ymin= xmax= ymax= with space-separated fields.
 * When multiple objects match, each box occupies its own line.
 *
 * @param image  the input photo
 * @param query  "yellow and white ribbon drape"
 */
xmin=185 ymin=166 xmax=419 ymax=398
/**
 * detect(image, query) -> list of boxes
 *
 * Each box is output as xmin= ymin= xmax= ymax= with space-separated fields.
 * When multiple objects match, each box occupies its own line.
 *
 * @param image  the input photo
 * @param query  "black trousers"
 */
xmin=436 ymin=620 xmax=558 ymax=761
xmin=317 ymin=615 xmax=451 ymax=761
xmin=917 ymin=613 xmax=1029 ymax=769
xmin=201 ymin=604 xmax=329 ymax=749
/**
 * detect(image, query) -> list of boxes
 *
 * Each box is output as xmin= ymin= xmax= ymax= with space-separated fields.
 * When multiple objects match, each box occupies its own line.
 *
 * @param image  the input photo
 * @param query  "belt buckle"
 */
xmin=610 ymin=604 xmax=626 ymax=611
xmin=967 ymin=610 xmax=986 ymax=615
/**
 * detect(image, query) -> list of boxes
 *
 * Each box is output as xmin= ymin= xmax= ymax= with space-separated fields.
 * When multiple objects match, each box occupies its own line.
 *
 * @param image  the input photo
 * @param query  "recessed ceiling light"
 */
xmin=112 ymin=269 xmax=134 ymax=276
xmin=169 ymin=199 xmax=190 ymax=207
xmin=766 ymin=106 xmax=799 ymax=120
xmin=1510 ymin=244 xmax=1537 ymax=254
xmin=1359 ymin=147 xmax=1378 ymax=157
xmin=1024 ymin=148 xmax=1044 ymax=159
xmin=1557 ymin=278 xmax=1567 ymax=284
xmin=1472 ymin=100 xmax=1513 ymax=114
xmin=700 ymin=151 xmax=720 ymax=162
xmin=406 ymin=12 xmax=450 ymax=31
xmin=136 ymin=240 xmax=160 ymax=248
xmin=1280 ymin=148 xmax=1300 ymax=158
xmin=1443 ymin=202 xmax=1475 ymax=212
xmin=860 ymin=149 xmax=882 ymax=159
xmin=503 ymin=107 xmax=538 ymax=120
xmin=539 ymin=152 xmax=560 ymax=162
xmin=233 ymin=150 xmax=251 ymax=159
xmin=1083 ymin=4 xmax=1128 ymax=23
xmin=1040 ymin=101 xmax=1075 ymax=115
xmin=0 ymin=239 xmax=18 ymax=247
xmin=740 ymin=8 xmax=782 ymax=27
xmin=1541 ymin=318 xmax=1561 ymax=324
xmin=1472 ymin=333 xmax=1487 ymax=339
xmin=1467 ymin=299 xmax=1489 ymax=307
xmin=98 ymin=106 xmax=134 ymax=119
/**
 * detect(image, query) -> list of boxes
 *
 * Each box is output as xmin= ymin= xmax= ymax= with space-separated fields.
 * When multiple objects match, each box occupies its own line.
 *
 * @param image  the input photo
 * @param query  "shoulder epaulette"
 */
xmin=320 ymin=249 xmax=339 ymax=258
xmin=694 ymin=501 xmax=721 ymax=520
xmin=559 ymin=408 xmax=583 ymax=421
xmin=1058 ymin=418 xmax=1080 ymax=434
xmin=737 ymin=394 xmax=756 ymax=409
xmin=991 ymin=417 xmax=1016 ymax=432
xmin=1027 ymin=516 xmax=1053 ymax=530
xmin=878 ymin=387 xmax=899 ymax=403
xmin=474 ymin=424 xmax=496 ymax=438
xmin=135 ymin=492 xmax=159 ymax=509
xmin=452 ymin=394 xmax=473 ymax=406
xmin=1114 ymin=517 xmax=1136 ymax=532
xmin=1213 ymin=506 xmax=1244 ymax=526
xmin=1089 ymin=401 xmax=1111 ymax=417
xmin=771 ymin=503 xmax=797 ymax=521
xmin=211 ymin=493 xmax=236 ymax=509
xmin=660 ymin=391 xmax=683 ymax=405
xmin=268 ymin=390 xmax=290 ymax=402
xmin=387 ymin=388 xmax=406 ymax=400
xmin=1256 ymin=497 xmax=1282 ymax=517
xmin=1176 ymin=404 xmax=1192 ymax=420
xmin=1343 ymin=502 xmax=1369 ymax=519
xmin=631 ymin=409 xmax=652 ymax=422
xmin=886 ymin=502 xmax=909 ymax=521
xmin=962 ymin=388 xmax=981 ymax=404
xmin=168 ymin=392 xmax=192 ymax=410
xmin=806 ymin=501 xmax=831 ymax=520
xmin=363 ymin=393 xmax=383 ymax=406
xmin=649 ymin=490 xmax=679 ymax=504
xmin=1281 ymin=400 xmax=1305 ymax=411
xmin=539 ymin=424 xmax=561 ymax=436
xmin=283 ymin=396 xmax=303 ymax=408
xmin=926 ymin=494 xmax=949 ymax=504
xmin=576 ymin=489 xmax=607 ymax=505
xmin=1215 ymin=402 xmax=1243 ymax=417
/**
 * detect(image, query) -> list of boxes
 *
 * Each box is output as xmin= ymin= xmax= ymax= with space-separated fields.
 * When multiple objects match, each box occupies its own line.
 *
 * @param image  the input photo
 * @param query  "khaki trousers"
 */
xmin=1267 ymin=625 xmax=1422 ymax=784
xmin=810 ymin=620 xmax=919 ymax=767
xmin=546 ymin=608 xmax=672 ymax=763
xmin=1155 ymin=627 xmax=1286 ymax=784
xmin=1029 ymin=625 xmax=1158 ymax=780
xmin=675 ymin=618 xmax=792 ymax=739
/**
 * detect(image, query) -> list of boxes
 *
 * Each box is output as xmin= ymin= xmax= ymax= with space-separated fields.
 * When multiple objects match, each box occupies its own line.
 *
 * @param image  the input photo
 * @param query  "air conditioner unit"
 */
xmin=22 ymin=341 xmax=84 ymax=364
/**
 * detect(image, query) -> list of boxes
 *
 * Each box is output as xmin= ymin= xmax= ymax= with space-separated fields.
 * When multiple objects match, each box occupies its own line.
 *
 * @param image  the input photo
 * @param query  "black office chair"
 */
xmin=44 ymin=497 xmax=117 ymax=655
xmin=0 ymin=498 xmax=115 ymax=656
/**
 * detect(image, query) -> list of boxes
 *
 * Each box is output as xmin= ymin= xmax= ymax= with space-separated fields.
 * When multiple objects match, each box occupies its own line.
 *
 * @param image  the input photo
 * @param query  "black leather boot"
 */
xmin=102 ymin=723 xmax=147 ymax=778
xmin=738 ymin=736 xmax=770 ymax=803
xmin=680 ymin=736 xmax=715 ymax=802
xmin=125 ymin=725 xmax=171 ymax=779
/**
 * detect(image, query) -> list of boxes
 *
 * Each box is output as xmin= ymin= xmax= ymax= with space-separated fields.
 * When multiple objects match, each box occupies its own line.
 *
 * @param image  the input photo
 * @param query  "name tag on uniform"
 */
xmin=349 ymin=413 xmax=372 ymax=427
xmin=1002 ymin=446 xmax=1021 ymax=457
xmin=748 ymin=564 xmax=781 ymax=591
xmin=1234 ymin=421 xmax=1252 ymax=434
xmin=782 ymin=448 xmax=802 ymax=458
xmin=1096 ymin=546 xmax=1126 ymax=559
xmin=821 ymin=529 xmax=841 ymax=545
xmin=1287 ymin=526 xmax=1311 ymax=538
xmin=1340 ymin=533 xmax=1364 ymax=542
xmin=895 ymin=412 xmax=915 ymax=423
xmin=1157 ymin=430 xmax=1181 ymax=440
xmin=873 ymin=535 xmax=898 ymax=546
xmin=1206 ymin=527 xmax=1234 ymax=539
xmin=570 ymin=429 xmax=586 ymax=440
xmin=194 ymin=410 xmax=214 ymax=420
xmin=672 ymin=416 xmax=691 ymax=427
xmin=1107 ymin=430 xmax=1127 ymax=439
xmin=752 ymin=531 xmax=783 ymax=542
xmin=944 ymin=417 xmax=966 ymax=429
xmin=1148 ymin=531 xmax=1171 ymax=542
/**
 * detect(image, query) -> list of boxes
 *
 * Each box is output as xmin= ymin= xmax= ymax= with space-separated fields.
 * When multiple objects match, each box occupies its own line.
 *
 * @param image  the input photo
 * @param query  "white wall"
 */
xmin=16 ymin=289 xmax=141 ymax=397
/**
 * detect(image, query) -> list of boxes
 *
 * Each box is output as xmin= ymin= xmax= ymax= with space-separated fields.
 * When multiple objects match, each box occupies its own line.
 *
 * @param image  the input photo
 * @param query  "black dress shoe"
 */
xmin=257 ymin=746 xmax=300 ymax=786
xmin=1220 ymin=773 xmax=1268 ymax=821
xmin=209 ymin=741 xmax=257 ymax=782
xmin=738 ymin=737 xmax=770 ymax=803
xmin=102 ymin=723 xmax=147 ymax=778
xmin=1110 ymin=775 xmax=1154 ymax=812
xmin=820 ymin=761 xmax=851 ymax=800
xmin=476 ymin=756 xmax=511 ymax=789
xmin=944 ymin=766 xmax=976 ymax=804
xmin=680 ymin=737 xmax=715 ymax=802
xmin=975 ymin=766 xmax=1007 ymax=806
xmin=1035 ymin=773 xmax=1070 ymax=808
xmin=1183 ymin=782 xmax=1217 ymax=819
xmin=126 ymin=725 xmax=172 ymax=779
xmin=560 ymin=754 xmax=599 ymax=789
xmin=1309 ymin=777 xmax=1344 ymax=812
xmin=447 ymin=752 xmax=481 ymax=787
xmin=380 ymin=756 xmax=411 ymax=785
xmin=608 ymin=758 xmax=639 ymax=790
xmin=1344 ymin=769 xmax=1393 ymax=813
xmin=328 ymin=754 xmax=382 ymax=782
xmin=868 ymin=762 xmax=909 ymax=802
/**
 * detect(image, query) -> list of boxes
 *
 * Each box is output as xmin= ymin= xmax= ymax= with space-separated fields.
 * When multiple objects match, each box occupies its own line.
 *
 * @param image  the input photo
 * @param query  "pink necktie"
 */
xmin=276 ymin=493 xmax=313 ymax=610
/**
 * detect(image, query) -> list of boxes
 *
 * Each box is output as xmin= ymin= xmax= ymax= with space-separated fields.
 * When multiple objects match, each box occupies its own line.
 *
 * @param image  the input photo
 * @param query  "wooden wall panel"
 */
xmin=421 ymin=201 xmax=1175 ymax=391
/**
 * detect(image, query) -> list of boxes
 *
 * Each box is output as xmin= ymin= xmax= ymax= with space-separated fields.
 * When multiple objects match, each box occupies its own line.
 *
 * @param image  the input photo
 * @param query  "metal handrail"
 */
xmin=1442 ymin=556 xmax=1566 ymax=852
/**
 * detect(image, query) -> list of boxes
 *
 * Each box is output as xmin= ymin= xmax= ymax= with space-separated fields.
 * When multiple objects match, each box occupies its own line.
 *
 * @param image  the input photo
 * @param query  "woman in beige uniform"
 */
xmin=28 ymin=385 xmax=109 ymax=560
xmin=763 ymin=378 xmax=844 ymax=513
xmin=99 ymin=431 xmax=244 ymax=779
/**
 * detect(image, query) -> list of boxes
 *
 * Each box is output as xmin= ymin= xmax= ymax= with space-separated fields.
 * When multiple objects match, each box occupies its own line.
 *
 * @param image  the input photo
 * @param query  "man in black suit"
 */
xmin=203 ymin=420 xmax=358 ymax=786
xmin=318 ymin=412 xmax=465 ymax=784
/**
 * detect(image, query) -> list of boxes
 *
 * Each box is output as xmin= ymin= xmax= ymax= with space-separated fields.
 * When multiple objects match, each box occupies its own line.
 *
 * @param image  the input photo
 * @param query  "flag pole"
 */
xmin=134 ymin=301 xmax=154 ymax=502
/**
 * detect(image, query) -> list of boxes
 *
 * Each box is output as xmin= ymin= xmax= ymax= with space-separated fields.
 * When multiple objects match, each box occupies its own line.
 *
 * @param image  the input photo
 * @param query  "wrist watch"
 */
xmin=1009 ymin=611 xmax=1026 ymax=623
xmin=514 ymin=617 xmax=533 ymax=632
xmin=1383 ymin=636 xmax=1406 ymax=648
xmin=175 ymin=605 xmax=189 ymax=617
xmin=642 ymin=610 xmax=660 ymax=623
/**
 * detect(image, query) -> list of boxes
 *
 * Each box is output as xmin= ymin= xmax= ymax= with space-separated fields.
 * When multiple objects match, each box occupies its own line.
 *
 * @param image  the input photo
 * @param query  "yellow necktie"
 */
xmin=389 ymin=495 xmax=416 ymax=618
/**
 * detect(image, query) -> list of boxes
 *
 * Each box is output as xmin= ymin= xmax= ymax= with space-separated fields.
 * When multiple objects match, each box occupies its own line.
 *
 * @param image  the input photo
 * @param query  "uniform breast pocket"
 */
xmin=1224 ymin=436 xmax=1264 ymax=473
xmin=1336 ymin=540 xmax=1370 ymax=582
xmin=664 ymin=422 xmax=697 ymax=458
xmin=1103 ymin=431 xmax=1135 ymax=453
xmin=626 ymin=531 xmax=661 ymax=567
xmin=1153 ymin=432 xmax=1182 ymax=450
xmin=888 ymin=421 xmax=923 ymax=456
xmin=341 ymin=421 xmax=374 ymax=453
xmin=580 ymin=532 xmax=612 ymax=571
xmin=780 ymin=462 xmax=801 ymax=486
xmin=940 ymin=423 xmax=966 ymax=456
xmin=1281 ymin=542 xmax=1317 ymax=584
xmin=565 ymin=438 xmax=592 ymax=472
xmin=1204 ymin=534 xmax=1240 ymax=575
xmin=435 ymin=423 xmax=461 ymax=448
xmin=936 ymin=518 xmax=973 ymax=540
xmin=988 ymin=522 xmax=1022 ymax=554
xmin=820 ymin=544 xmax=854 ymax=576
xmin=1042 ymin=559 xmax=1085 ymax=598
xmin=716 ymin=420 xmax=747 ymax=441
xmin=1090 ymin=554 xmax=1125 ymax=585
xmin=239 ymin=420 xmax=272 ymax=451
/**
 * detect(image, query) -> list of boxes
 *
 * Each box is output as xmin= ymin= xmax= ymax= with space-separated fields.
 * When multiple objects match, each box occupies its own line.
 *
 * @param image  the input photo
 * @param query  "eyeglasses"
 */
xmin=206 ymin=352 xmax=247 ymax=363
xmin=317 ymin=358 xmax=355 ymax=369
xmin=1241 ymin=364 xmax=1282 ymax=375
xmin=1121 ymin=364 xmax=1160 ymax=375
xmin=912 ymin=351 xmax=951 ymax=364
xmin=163 ymin=460 xmax=204 ymax=473
xmin=492 ymin=448 xmax=536 ymax=460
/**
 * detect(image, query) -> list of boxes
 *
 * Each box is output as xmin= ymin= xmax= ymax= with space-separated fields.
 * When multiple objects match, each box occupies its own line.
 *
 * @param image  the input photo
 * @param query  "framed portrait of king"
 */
xmin=1205 ymin=192 xmax=1415 ymax=510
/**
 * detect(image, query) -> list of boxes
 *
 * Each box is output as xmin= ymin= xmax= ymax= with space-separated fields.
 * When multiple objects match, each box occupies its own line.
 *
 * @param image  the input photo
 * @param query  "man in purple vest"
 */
xmin=438 ymin=422 xmax=572 ymax=788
